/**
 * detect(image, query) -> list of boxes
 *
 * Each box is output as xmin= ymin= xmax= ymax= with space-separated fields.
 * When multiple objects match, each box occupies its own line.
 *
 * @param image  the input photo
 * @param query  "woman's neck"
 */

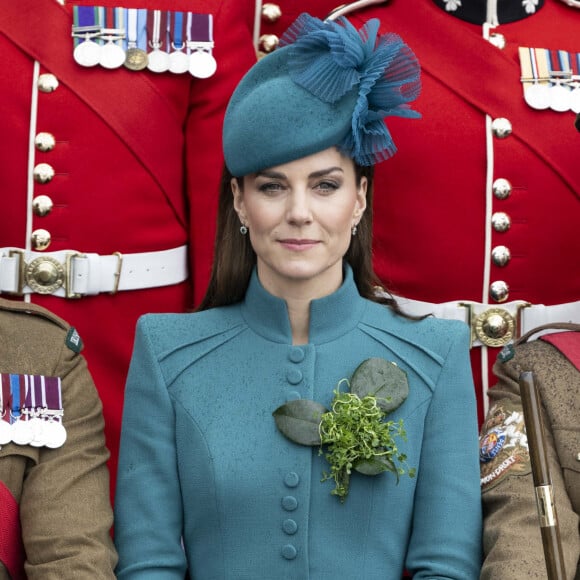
xmin=430 ymin=0 xmax=545 ymax=24
xmin=285 ymin=297 xmax=311 ymax=345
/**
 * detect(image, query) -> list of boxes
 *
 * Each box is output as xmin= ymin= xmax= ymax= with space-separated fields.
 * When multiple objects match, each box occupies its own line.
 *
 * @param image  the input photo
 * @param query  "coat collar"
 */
xmin=241 ymin=264 xmax=367 ymax=345
xmin=430 ymin=0 xmax=545 ymax=24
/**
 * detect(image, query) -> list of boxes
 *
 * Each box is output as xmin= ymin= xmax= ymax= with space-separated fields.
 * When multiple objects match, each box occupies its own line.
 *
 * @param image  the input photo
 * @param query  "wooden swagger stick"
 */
xmin=519 ymin=371 xmax=567 ymax=580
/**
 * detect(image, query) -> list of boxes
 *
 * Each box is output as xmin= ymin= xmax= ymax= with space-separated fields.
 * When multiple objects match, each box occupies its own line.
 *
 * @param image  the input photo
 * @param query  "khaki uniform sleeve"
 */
xmin=480 ymin=346 xmax=580 ymax=580
xmin=16 ymin=329 xmax=117 ymax=578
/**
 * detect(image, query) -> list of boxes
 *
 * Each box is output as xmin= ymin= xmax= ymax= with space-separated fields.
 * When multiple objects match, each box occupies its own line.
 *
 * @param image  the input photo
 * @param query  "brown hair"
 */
xmin=197 ymin=161 xmax=402 ymax=314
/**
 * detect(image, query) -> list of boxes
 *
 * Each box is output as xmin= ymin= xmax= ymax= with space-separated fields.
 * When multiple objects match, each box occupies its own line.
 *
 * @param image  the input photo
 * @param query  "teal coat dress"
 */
xmin=114 ymin=266 xmax=482 ymax=579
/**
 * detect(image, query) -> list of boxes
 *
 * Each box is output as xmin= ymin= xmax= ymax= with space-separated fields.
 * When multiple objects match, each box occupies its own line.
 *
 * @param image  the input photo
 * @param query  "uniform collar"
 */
xmin=241 ymin=263 xmax=367 ymax=345
xmin=430 ymin=0 xmax=545 ymax=24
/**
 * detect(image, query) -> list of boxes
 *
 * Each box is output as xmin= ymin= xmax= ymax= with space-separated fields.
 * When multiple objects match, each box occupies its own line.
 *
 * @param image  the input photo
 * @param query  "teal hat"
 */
xmin=223 ymin=14 xmax=421 ymax=177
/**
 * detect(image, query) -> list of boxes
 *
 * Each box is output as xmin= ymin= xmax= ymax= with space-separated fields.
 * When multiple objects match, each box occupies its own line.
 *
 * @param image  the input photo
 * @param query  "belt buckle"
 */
xmin=64 ymin=252 xmax=86 ymax=298
xmin=25 ymin=256 xmax=66 ymax=295
xmin=460 ymin=303 xmax=531 ymax=347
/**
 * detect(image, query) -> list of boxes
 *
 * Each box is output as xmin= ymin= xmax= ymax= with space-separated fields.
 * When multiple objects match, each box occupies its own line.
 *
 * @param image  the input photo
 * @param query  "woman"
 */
xmin=114 ymin=14 xmax=482 ymax=579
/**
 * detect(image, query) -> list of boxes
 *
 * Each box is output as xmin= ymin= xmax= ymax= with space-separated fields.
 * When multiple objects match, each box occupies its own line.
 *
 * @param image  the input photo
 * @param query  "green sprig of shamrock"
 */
xmin=273 ymin=358 xmax=416 ymax=502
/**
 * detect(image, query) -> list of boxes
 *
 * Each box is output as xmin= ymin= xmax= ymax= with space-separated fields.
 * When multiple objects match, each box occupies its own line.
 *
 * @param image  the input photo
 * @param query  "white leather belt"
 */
xmin=0 ymin=245 xmax=188 ymax=298
xmin=393 ymin=296 xmax=580 ymax=348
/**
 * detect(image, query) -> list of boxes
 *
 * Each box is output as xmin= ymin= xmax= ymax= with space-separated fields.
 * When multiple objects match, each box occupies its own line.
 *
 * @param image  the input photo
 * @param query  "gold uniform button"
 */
xmin=33 ymin=163 xmax=55 ymax=184
xmin=492 ymin=118 xmax=512 ymax=139
xmin=492 ymin=178 xmax=512 ymax=200
xmin=32 ymin=195 xmax=54 ymax=217
xmin=491 ymin=245 xmax=511 ymax=267
xmin=259 ymin=34 xmax=280 ymax=54
xmin=492 ymin=212 xmax=511 ymax=232
xmin=38 ymin=73 xmax=59 ymax=93
xmin=489 ymin=280 xmax=509 ymax=303
xmin=35 ymin=132 xmax=56 ymax=152
xmin=31 ymin=228 xmax=52 ymax=251
xmin=262 ymin=3 xmax=282 ymax=22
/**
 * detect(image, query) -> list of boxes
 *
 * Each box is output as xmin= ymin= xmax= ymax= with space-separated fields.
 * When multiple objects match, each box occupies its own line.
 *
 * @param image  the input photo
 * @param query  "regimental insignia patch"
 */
xmin=66 ymin=327 xmax=83 ymax=353
xmin=479 ymin=398 xmax=531 ymax=492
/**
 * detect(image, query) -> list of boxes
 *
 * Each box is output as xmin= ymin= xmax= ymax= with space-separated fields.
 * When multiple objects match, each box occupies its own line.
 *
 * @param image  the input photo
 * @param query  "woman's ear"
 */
xmin=354 ymin=175 xmax=368 ymax=221
xmin=231 ymin=177 xmax=246 ymax=222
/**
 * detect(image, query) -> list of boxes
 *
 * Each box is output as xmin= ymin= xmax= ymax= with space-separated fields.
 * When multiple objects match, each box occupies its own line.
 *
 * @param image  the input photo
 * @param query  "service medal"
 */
xmin=524 ymin=83 xmax=551 ymax=110
xmin=169 ymin=49 xmax=189 ymax=74
xmin=570 ymin=88 xmax=580 ymax=113
xmin=550 ymin=83 xmax=571 ymax=112
xmin=189 ymin=50 xmax=217 ymax=79
xmin=44 ymin=421 xmax=67 ymax=449
xmin=100 ymin=41 xmax=126 ymax=69
xmin=125 ymin=47 xmax=149 ymax=71
xmin=0 ymin=420 xmax=11 ymax=445
xmin=147 ymin=49 xmax=170 ymax=73
xmin=73 ymin=38 xmax=102 ymax=67
xmin=11 ymin=418 xmax=33 ymax=446
xmin=29 ymin=416 xmax=45 ymax=447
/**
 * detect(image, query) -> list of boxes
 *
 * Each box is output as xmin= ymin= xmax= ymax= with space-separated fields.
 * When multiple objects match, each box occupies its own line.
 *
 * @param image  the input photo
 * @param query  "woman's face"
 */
xmin=232 ymin=147 xmax=367 ymax=299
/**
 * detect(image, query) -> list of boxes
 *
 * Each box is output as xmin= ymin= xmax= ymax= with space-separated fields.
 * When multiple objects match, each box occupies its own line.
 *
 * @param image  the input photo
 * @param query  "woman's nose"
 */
xmin=285 ymin=190 xmax=312 ymax=224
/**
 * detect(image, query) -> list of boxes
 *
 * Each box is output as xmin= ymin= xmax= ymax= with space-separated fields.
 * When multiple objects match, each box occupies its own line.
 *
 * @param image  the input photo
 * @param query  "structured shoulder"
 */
xmin=362 ymin=301 xmax=470 ymax=351
xmin=137 ymin=305 xmax=245 ymax=349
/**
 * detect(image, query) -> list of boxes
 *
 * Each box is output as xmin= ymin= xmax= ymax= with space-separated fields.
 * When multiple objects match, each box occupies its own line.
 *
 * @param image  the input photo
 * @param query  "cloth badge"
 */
xmin=479 ymin=398 xmax=531 ymax=492
xmin=66 ymin=327 xmax=83 ymax=353
xmin=497 ymin=343 xmax=515 ymax=363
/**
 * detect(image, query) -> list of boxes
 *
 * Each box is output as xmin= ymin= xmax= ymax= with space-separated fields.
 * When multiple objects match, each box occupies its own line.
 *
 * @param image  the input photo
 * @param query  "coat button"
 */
xmin=491 ymin=212 xmax=511 ymax=233
xmin=282 ymin=519 xmax=298 ymax=535
xmin=32 ymin=195 xmax=54 ymax=217
xmin=288 ymin=347 xmax=305 ymax=363
xmin=286 ymin=368 xmax=302 ymax=385
xmin=492 ymin=178 xmax=512 ymax=200
xmin=284 ymin=472 xmax=300 ymax=488
xmin=285 ymin=390 xmax=301 ymax=402
xmin=281 ymin=544 xmax=297 ymax=560
xmin=282 ymin=496 xmax=298 ymax=511
xmin=492 ymin=118 xmax=512 ymax=139
xmin=33 ymin=163 xmax=55 ymax=184
xmin=35 ymin=132 xmax=56 ymax=152
xmin=262 ymin=3 xmax=282 ymax=22
xmin=38 ymin=73 xmax=59 ymax=93
xmin=31 ymin=229 xmax=52 ymax=251
xmin=491 ymin=246 xmax=511 ymax=267
xmin=489 ymin=280 xmax=509 ymax=303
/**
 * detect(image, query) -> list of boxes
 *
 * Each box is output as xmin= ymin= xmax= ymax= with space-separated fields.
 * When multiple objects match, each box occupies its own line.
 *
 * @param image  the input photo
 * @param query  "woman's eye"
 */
xmin=315 ymin=181 xmax=340 ymax=193
xmin=258 ymin=182 xmax=284 ymax=194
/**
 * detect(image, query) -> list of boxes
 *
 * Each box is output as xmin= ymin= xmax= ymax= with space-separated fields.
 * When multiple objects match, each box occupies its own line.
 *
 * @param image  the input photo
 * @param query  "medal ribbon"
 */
xmin=44 ymin=377 xmax=63 ymax=413
xmin=1 ymin=374 xmax=11 ymax=425
xmin=72 ymin=5 xmax=100 ymax=48
xmin=147 ymin=10 xmax=164 ymax=50
xmin=172 ymin=11 xmax=185 ymax=50
xmin=189 ymin=14 xmax=213 ymax=44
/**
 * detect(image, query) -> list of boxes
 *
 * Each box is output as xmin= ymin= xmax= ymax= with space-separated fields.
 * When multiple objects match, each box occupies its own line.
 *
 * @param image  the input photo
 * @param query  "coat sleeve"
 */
xmin=114 ymin=317 xmax=187 ymax=579
xmin=405 ymin=322 xmax=483 ymax=579
xmin=480 ymin=349 xmax=580 ymax=580
xmin=19 ymin=330 xmax=117 ymax=578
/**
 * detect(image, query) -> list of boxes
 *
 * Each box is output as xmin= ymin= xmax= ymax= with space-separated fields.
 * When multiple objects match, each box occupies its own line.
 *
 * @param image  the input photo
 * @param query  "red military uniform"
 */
xmin=0 ymin=0 xmax=257 ymax=487
xmin=258 ymin=0 xmax=580 ymax=423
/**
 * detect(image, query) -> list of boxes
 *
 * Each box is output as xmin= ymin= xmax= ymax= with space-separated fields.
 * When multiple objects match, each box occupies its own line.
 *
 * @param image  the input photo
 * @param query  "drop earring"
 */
xmin=351 ymin=225 xmax=358 ymax=236
xmin=240 ymin=224 xmax=248 ymax=235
